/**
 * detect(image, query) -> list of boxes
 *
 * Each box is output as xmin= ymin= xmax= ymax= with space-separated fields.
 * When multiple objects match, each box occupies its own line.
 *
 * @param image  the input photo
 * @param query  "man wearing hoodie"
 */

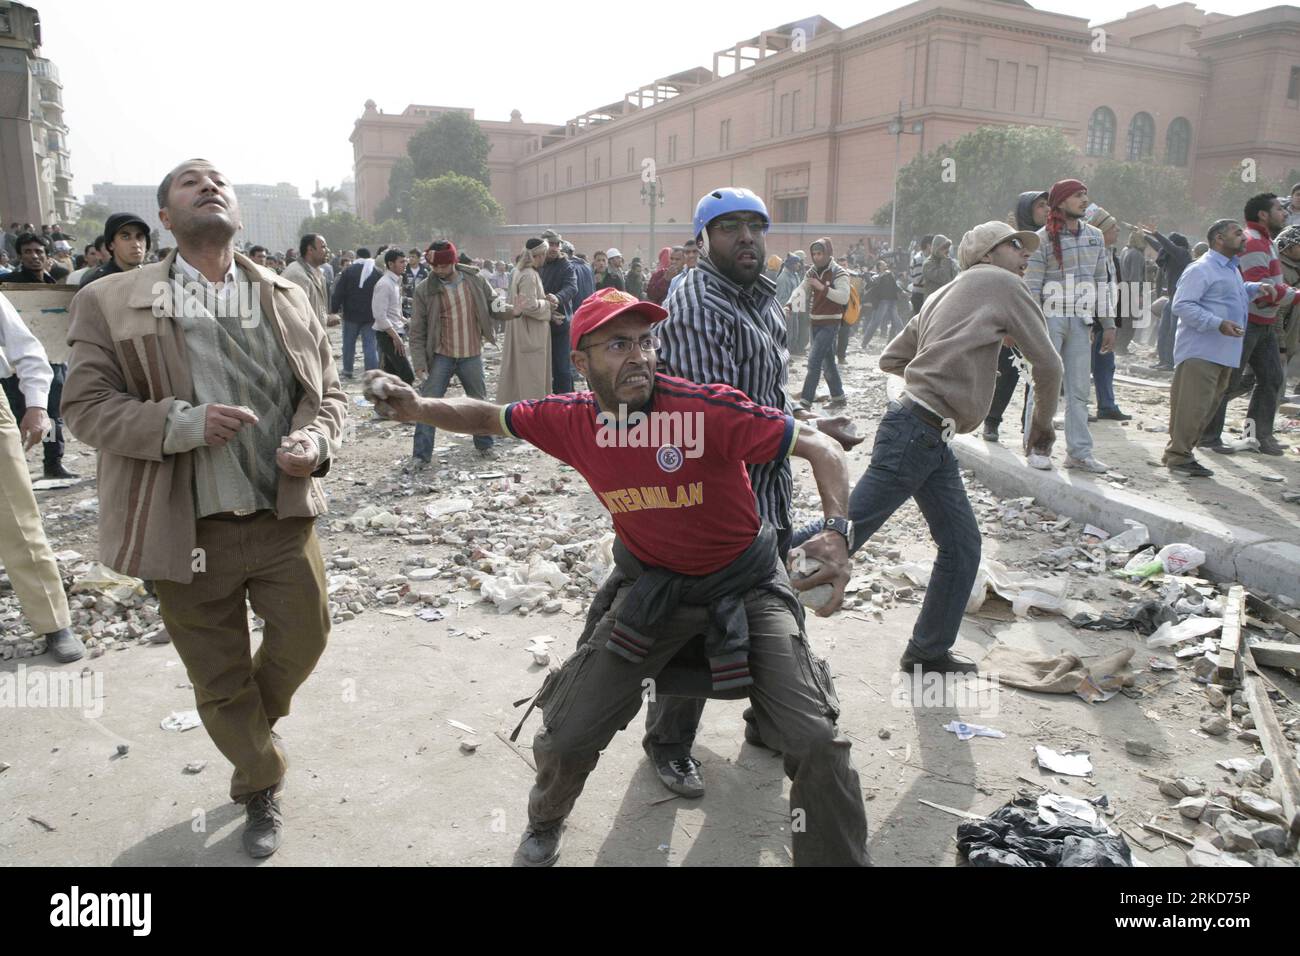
xmin=791 ymin=239 xmax=850 ymax=410
xmin=774 ymin=253 xmax=806 ymax=355
xmin=1024 ymin=179 xmax=1115 ymax=473
xmin=329 ymin=246 xmax=382 ymax=379
xmin=920 ymin=235 xmax=958 ymax=304
xmin=983 ymin=190 xmax=1047 ymax=442
xmin=1143 ymin=227 xmax=1192 ymax=371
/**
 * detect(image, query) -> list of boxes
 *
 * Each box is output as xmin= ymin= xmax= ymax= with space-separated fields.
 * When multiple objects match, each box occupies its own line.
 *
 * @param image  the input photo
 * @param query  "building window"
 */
xmin=627 ymin=146 xmax=635 ymax=172
xmin=594 ymin=157 xmax=600 ymax=180
xmin=776 ymin=197 xmax=807 ymax=223
xmin=720 ymin=118 xmax=731 ymax=151
xmin=668 ymin=134 xmax=678 ymax=163
xmin=1085 ymin=107 xmax=1116 ymax=157
xmin=1165 ymin=117 xmax=1191 ymax=167
xmin=1288 ymin=66 xmax=1300 ymax=101
xmin=1127 ymin=112 xmax=1155 ymax=161
xmin=543 ymin=173 xmax=549 ymax=192
xmin=567 ymin=166 xmax=572 ymax=187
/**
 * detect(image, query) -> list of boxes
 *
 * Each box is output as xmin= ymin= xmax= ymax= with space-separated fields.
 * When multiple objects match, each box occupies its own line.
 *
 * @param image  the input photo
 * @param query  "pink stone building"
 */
xmin=351 ymin=0 xmax=1300 ymax=259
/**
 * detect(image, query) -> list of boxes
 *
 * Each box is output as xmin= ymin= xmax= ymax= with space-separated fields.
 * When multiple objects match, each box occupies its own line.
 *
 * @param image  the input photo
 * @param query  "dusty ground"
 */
xmin=2 ymin=331 xmax=1297 ymax=866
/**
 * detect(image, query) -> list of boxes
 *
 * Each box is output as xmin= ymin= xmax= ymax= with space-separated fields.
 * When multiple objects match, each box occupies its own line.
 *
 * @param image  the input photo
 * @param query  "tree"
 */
xmin=312 ymin=186 xmax=349 ymax=214
xmin=1209 ymin=165 xmax=1300 ymax=224
xmin=1086 ymin=159 xmax=1199 ymax=236
xmin=408 ymin=173 xmax=503 ymax=244
xmin=874 ymin=125 xmax=1079 ymax=246
xmin=374 ymin=157 xmax=415 ymax=224
xmin=407 ymin=112 xmax=492 ymax=186
xmin=69 ymin=201 xmax=111 ymax=246
xmin=297 ymin=211 xmax=379 ymax=252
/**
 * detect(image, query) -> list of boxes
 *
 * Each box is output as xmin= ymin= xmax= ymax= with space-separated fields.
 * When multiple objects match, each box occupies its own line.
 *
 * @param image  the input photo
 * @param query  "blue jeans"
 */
xmin=413 ymin=353 xmax=494 ymax=459
xmin=550 ymin=319 xmax=574 ymax=393
xmin=860 ymin=300 xmax=900 ymax=349
xmin=342 ymin=320 xmax=379 ymax=377
xmin=1091 ymin=325 xmax=1118 ymax=413
xmin=1156 ymin=300 xmax=1177 ymax=367
xmin=800 ymin=324 xmax=844 ymax=404
xmin=792 ymin=404 xmax=982 ymax=660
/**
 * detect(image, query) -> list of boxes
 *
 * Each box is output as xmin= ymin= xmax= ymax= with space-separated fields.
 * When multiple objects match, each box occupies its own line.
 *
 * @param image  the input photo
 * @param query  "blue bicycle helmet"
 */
xmin=692 ymin=187 xmax=770 ymax=242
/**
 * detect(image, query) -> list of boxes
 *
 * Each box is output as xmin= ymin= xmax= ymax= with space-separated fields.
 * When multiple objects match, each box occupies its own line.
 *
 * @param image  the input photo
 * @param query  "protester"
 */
xmin=372 ymin=248 xmax=414 ymax=385
xmin=66 ymin=241 xmax=102 ymax=285
xmin=497 ymin=238 xmax=552 ymax=404
xmin=64 ymin=158 xmax=346 ymax=859
xmin=591 ymin=249 xmax=624 ymax=291
xmin=792 ymin=238 xmax=849 ymax=411
xmin=330 ymin=246 xmax=381 ymax=379
xmin=1024 ymin=179 xmax=1115 ymax=473
xmin=1199 ymin=193 xmax=1295 ymax=456
xmin=0 ymin=290 xmax=84 ymax=662
xmin=645 ymin=246 xmax=680 ymax=306
xmin=667 ymin=238 xmax=699 ymax=298
xmin=1277 ymin=225 xmax=1300 ymax=396
xmin=408 ymin=240 xmax=498 ymax=466
xmin=362 ymin=288 xmax=870 ymax=868
xmin=1143 ymin=226 xmax=1193 ymax=371
xmin=908 ymin=236 xmax=932 ymax=315
xmin=1087 ymin=207 xmax=1132 ymax=423
xmin=78 ymin=214 xmax=150 ymax=289
xmin=625 ymin=256 xmax=646 ymax=300
xmin=795 ymin=222 xmax=1062 ymax=674
xmin=1163 ymin=220 xmax=1262 ymax=477
xmin=920 ymin=234 xmax=958 ymax=303
xmin=859 ymin=260 xmax=904 ymax=351
xmin=539 ymin=230 xmax=579 ymax=393
xmin=774 ymin=253 xmax=806 ymax=355
xmin=1114 ymin=227 xmax=1147 ymax=356
xmin=283 ymin=233 xmax=331 ymax=326
xmin=7 ymin=233 xmax=66 ymax=284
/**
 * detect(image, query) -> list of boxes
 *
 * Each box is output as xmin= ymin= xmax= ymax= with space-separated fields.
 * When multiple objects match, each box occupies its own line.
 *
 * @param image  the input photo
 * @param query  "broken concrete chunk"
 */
xmin=1177 ymin=797 xmax=1208 ymax=819
xmin=1201 ymin=715 xmax=1230 ymax=736
xmin=1246 ymin=822 xmax=1290 ymax=855
xmin=1186 ymin=838 xmax=1252 ymax=868
xmin=1214 ymin=814 xmax=1259 ymax=852
xmin=1124 ymin=739 xmax=1153 ymax=757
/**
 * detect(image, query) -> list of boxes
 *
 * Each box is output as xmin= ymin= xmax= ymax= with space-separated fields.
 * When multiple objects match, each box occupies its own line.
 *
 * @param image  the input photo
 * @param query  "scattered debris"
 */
xmin=1035 ymin=745 xmax=1093 ymax=777
xmin=943 ymin=720 xmax=1005 ymax=741
xmin=160 ymin=710 xmax=202 ymax=732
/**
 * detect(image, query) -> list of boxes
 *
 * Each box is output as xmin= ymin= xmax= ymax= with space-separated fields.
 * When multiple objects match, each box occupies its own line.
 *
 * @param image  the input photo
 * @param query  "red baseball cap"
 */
xmin=570 ymin=289 xmax=667 ymax=350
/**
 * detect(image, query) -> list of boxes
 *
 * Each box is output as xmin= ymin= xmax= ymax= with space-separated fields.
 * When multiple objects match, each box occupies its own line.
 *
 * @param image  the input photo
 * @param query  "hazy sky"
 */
xmin=41 ymin=0 xmax=1278 ymax=205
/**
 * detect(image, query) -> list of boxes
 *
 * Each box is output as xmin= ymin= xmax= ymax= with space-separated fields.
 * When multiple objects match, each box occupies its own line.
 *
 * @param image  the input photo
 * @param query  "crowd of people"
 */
xmin=0 ymin=160 xmax=1296 ymax=866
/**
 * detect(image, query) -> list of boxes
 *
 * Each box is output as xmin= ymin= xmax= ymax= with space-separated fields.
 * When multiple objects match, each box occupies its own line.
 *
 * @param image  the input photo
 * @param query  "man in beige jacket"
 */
xmin=63 ymin=159 xmax=347 ymax=860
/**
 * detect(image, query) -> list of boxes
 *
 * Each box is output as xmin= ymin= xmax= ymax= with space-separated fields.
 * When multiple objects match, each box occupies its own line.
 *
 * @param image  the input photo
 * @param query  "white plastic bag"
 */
xmin=1156 ymin=543 xmax=1206 ymax=575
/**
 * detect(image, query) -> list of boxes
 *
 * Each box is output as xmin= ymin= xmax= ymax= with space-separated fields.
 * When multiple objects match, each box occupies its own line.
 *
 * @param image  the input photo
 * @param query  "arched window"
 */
xmin=1086 ymin=107 xmax=1116 ymax=157
xmin=1127 ymin=112 xmax=1155 ymax=161
xmin=1165 ymin=117 xmax=1191 ymax=167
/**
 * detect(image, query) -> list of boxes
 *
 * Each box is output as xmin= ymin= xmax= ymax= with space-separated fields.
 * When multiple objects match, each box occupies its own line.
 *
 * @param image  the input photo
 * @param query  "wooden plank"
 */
xmin=1114 ymin=373 xmax=1170 ymax=390
xmin=1215 ymin=585 xmax=1246 ymax=685
xmin=1246 ymin=593 xmax=1300 ymax=640
xmin=1241 ymin=647 xmax=1300 ymax=836
xmin=0 ymin=284 xmax=76 ymax=364
xmin=917 ymin=799 xmax=986 ymax=821
xmin=1141 ymin=822 xmax=1194 ymax=848
xmin=1248 ymin=641 xmax=1300 ymax=672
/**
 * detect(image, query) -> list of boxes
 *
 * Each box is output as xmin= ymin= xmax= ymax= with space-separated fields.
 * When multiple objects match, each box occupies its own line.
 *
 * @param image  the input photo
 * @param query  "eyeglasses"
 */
xmin=996 ymin=238 xmax=1026 ymax=252
xmin=710 ymin=218 xmax=770 ymax=236
xmin=586 ymin=334 xmax=660 ymax=355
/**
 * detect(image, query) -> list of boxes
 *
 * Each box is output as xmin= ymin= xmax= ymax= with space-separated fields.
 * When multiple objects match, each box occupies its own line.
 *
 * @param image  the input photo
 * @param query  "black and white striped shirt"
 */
xmin=655 ymin=256 xmax=793 ymax=533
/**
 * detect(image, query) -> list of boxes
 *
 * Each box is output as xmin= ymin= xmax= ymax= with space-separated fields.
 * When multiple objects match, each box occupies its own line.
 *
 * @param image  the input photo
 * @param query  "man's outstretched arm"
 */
xmin=364 ymin=370 xmax=506 ymax=436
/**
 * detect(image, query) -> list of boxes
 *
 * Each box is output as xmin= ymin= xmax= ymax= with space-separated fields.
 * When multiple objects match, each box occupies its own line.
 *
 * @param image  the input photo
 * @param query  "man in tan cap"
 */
xmin=791 ymin=221 xmax=1063 ymax=675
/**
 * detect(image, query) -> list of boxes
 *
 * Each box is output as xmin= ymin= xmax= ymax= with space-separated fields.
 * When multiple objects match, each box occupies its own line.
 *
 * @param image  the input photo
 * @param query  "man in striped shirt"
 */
xmin=409 ymin=240 xmax=499 ymax=464
xmin=643 ymin=187 xmax=853 ymax=797
xmin=1200 ymin=192 xmax=1296 ymax=457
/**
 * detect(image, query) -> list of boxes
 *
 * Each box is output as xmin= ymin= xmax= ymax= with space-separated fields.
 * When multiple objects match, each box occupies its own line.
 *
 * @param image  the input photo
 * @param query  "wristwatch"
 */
xmin=821 ymin=516 xmax=852 ymax=546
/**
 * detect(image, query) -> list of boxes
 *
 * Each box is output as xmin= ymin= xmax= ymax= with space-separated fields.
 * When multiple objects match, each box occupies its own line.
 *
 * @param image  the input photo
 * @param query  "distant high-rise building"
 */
xmin=0 ymin=3 xmax=76 ymax=226
xmin=89 ymin=181 xmax=312 ymax=253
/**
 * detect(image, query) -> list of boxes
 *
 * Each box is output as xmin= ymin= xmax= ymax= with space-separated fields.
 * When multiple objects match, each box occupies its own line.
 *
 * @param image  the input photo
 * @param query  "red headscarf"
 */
xmin=1046 ymin=179 xmax=1086 ymax=270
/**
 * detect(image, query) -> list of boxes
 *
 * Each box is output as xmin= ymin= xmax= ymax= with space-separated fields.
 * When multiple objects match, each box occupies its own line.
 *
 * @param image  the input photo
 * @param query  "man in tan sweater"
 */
xmin=63 ymin=159 xmax=346 ymax=860
xmin=793 ymin=222 xmax=1062 ymax=674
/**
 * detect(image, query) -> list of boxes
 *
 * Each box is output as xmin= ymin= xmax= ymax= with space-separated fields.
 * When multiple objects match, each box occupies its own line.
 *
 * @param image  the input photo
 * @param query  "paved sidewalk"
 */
xmin=935 ymin=347 xmax=1300 ymax=600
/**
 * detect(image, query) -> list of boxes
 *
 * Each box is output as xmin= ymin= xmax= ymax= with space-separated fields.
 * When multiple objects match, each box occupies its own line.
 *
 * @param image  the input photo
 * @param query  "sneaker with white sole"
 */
xmin=1064 ymin=455 xmax=1109 ymax=474
xmin=1026 ymin=453 xmax=1052 ymax=470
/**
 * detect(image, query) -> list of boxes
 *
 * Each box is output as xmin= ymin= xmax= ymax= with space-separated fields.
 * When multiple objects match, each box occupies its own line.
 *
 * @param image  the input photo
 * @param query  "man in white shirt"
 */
xmin=372 ymin=248 xmax=413 ymax=383
xmin=0 ymin=291 xmax=84 ymax=662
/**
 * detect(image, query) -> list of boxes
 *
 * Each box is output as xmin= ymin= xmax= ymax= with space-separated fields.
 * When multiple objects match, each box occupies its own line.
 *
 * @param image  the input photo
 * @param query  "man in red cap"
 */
xmin=1023 ymin=179 xmax=1116 ymax=474
xmin=408 ymin=238 xmax=499 ymax=465
xmin=362 ymin=289 xmax=867 ymax=867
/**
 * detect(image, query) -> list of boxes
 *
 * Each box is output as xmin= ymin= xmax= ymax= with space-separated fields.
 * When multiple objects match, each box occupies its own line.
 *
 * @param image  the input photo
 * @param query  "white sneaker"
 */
xmin=1064 ymin=455 xmax=1109 ymax=474
xmin=1026 ymin=452 xmax=1052 ymax=470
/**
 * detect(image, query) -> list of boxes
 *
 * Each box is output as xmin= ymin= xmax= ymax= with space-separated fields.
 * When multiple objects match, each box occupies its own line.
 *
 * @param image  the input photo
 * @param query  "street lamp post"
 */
xmin=641 ymin=179 xmax=665 ymax=260
xmin=887 ymin=101 xmax=924 ymax=254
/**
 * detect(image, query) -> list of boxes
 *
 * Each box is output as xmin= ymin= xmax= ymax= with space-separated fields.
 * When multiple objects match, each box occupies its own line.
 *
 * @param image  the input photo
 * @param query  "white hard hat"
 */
xmin=606 ymin=248 xmax=622 ymax=259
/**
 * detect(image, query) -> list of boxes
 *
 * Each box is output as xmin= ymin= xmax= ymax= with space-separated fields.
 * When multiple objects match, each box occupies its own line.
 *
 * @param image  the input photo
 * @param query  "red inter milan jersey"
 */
xmin=501 ymin=373 xmax=798 ymax=575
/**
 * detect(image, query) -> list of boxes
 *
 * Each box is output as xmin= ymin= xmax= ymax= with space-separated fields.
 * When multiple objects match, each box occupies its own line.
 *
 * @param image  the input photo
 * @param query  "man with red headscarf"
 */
xmin=1023 ymin=179 xmax=1116 ymax=474
xmin=646 ymin=246 xmax=683 ymax=305
xmin=408 ymin=239 xmax=499 ymax=465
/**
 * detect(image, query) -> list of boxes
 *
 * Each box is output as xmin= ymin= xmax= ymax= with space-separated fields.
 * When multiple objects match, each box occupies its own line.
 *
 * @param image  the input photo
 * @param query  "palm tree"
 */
xmin=312 ymin=186 xmax=349 ymax=214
